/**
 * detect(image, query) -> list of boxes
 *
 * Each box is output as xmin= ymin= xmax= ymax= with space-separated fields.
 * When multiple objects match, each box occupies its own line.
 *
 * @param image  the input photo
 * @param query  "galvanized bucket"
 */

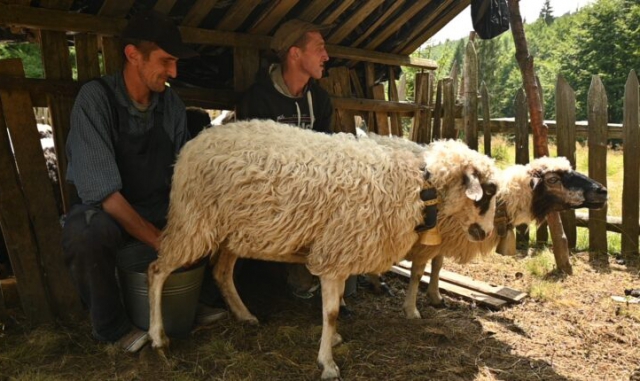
xmin=116 ymin=241 xmax=205 ymax=338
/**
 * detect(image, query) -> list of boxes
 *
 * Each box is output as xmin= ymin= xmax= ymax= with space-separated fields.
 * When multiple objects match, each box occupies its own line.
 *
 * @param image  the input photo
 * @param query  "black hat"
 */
xmin=122 ymin=10 xmax=198 ymax=59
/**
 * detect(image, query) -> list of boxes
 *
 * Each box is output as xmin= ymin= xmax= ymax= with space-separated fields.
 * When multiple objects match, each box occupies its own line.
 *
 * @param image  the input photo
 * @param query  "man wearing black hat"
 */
xmin=62 ymin=11 xmax=202 ymax=352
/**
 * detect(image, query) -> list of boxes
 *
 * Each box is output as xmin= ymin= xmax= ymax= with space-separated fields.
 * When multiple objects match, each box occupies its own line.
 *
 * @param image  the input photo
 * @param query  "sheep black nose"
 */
xmin=468 ymin=223 xmax=486 ymax=241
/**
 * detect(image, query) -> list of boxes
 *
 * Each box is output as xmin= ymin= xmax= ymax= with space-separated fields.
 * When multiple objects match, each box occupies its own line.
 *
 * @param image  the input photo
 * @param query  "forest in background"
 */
xmin=407 ymin=0 xmax=640 ymax=123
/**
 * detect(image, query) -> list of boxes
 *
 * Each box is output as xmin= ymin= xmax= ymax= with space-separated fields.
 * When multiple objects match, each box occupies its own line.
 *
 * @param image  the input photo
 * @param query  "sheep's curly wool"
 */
xmin=160 ymin=120 xmax=429 ymax=278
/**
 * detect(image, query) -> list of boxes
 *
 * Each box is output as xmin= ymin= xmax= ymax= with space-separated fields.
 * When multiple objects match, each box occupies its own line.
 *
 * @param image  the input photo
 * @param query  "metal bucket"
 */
xmin=116 ymin=241 xmax=205 ymax=338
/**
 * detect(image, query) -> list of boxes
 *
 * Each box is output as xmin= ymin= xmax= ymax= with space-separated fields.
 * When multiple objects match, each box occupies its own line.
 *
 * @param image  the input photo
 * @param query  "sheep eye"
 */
xmin=546 ymin=176 xmax=560 ymax=184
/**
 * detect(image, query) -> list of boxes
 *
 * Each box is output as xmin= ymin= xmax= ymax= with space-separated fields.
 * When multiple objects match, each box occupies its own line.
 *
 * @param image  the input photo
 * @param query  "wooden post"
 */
xmin=441 ymin=77 xmax=456 ymax=139
xmin=432 ymin=79 xmax=443 ymax=140
xmin=372 ymin=84 xmax=390 ymax=136
xmin=411 ymin=72 xmax=429 ymax=143
xmin=480 ymin=81 xmax=491 ymax=157
xmin=622 ymin=70 xmax=639 ymax=259
xmin=535 ymin=76 xmax=549 ymax=246
xmin=329 ymin=66 xmax=356 ymax=135
xmin=587 ymin=75 xmax=609 ymax=258
xmin=364 ymin=62 xmax=375 ymax=132
xmin=74 ymin=33 xmax=101 ymax=82
xmin=463 ymin=40 xmax=478 ymax=150
xmin=101 ymin=36 xmax=123 ymax=75
xmin=514 ymin=88 xmax=529 ymax=251
xmin=508 ymin=0 xmax=571 ymax=274
xmin=388 ymin=66 xmax=402 ymax=136
xmin=555 ymin=74 xmax=577 ymax=249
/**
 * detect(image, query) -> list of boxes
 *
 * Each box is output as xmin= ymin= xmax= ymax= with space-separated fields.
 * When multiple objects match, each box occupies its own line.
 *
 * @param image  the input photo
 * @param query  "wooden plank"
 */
xmin=349 ymin=69 xmax=364 ymax=99
xmin=248 ymin=0 xmax=299 ymax=35
xmin=587 ymin=75 xmax=608 ymax=255
xmin=361 ymin=1 xmax=429 ymax=51
xmin=463 ymin=40 xmax=478 ymax=150
xmin=0 ymin=88 xmax=53 ymax=323
xmin=319 ymin=0 xmax=356 ymax=25
xmin=411 ymin=72 xmax=427 ymax=142
xmin=372 ymin=84 xmax=390 ymax=135
xmin=364 ymin=62 xmax=375 ymax=129
xmin=101 ymin=35 xmax=123 ymax=75
xmin=39 ymin=0 xmax=73 ymax=10
xmin=328 ymin=66 xmax=356 ymax=135
xmin=39 ymin=29 xmax=72 ymax=213
xmin=555 ymin=74 xmax=577 ymax=248
xmin=182 ymin=0 xmax=220 ymax=27
xmin=153 ymin=0 xmax=178 ymax=14
xmin=575 ymin=213 xmax=638 ymax=233
xmin=98 ymin=0 xmax=135 ymax=17
xmin=216 ymin=0 xmax=262 ymax=31
xmin=387 ymin=66 xmax=402 ymax=136
xmin=350 ymin=0 xmax=404 ymax=48
xmin=390 ymin=266 xmax=507 ymax=309
xmin=534 ymin=76 xmax=549 ymax=246
xmin=441 ymin=77 xmax=456 ymax=139
xmin=233 ymin=47 xmax=259 ymax=93
xmin=327 ymin=0 xmax=384 ymax=44
xmin=393 ymin=0 xmax=451 ymax=54
xmin=399 ymin=0 xmax=470 ymax=55
xmin=481 ymin=81 xmax=491 ymax=157
xmin=0 ymin=59 xmax=82 ymax=321
xmin=432 ymin=79 xmax=442 ymax=140
xmin=397 ymin=260 xmax=527 ymax=303
xmin=622 ymin=70 xmax=639 ymax=258
xmin=74 ymin=33 xmax=101 ymax=82
xmin=297 ymin=0 xmax=334 ymax=22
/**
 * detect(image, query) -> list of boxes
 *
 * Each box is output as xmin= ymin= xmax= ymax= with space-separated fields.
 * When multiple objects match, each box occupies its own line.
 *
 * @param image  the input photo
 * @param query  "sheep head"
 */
xmin=528 ymin=157 xmax=608 ymax=223
xmin=424 ymin=140 xmax=499 ymax=243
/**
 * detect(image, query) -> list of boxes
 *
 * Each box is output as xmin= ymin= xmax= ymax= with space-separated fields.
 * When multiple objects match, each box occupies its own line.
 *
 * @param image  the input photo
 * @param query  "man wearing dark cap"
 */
xmin=62 ymin=11 xmax=211 ymax=353
xmin=237 ymin=19 xmax=334 ymax=133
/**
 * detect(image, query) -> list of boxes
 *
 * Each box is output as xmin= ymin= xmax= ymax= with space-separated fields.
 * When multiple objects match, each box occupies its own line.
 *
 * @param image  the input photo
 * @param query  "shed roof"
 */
xmin=1 ymin=0 xmax=471 ymax=90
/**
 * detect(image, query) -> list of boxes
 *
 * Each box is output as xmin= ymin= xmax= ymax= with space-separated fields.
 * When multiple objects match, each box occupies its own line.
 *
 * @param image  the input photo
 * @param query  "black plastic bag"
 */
xmin=471 ymin=0 xmax=510 ymax=39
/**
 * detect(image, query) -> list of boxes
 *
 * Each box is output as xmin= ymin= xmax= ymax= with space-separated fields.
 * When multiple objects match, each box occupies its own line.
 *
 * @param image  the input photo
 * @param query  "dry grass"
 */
xmin=1 ymin=254 xmax=639 ymax=381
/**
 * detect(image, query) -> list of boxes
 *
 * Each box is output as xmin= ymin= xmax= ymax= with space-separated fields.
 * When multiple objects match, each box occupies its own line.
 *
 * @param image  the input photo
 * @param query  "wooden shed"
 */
xmin=0 ymin=0 xmax=470 ymax=323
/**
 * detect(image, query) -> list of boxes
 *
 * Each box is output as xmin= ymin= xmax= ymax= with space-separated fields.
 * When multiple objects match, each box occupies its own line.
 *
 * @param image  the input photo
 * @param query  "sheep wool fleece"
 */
xmin=162 ymin=120 xmax=428 ymax=278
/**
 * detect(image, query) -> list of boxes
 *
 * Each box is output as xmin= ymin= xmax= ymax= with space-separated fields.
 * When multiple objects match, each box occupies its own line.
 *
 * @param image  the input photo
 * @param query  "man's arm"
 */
xmin=102 ymin=191 xmax=162 ymax=250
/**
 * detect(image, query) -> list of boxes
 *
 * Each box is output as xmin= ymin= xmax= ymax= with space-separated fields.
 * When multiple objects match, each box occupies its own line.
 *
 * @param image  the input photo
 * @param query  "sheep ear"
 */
xmin=464 ymin=171 xmax=483 ymax=201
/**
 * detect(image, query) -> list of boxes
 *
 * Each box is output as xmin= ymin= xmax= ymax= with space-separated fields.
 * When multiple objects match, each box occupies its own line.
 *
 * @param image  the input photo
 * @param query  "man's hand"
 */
xmin=102 ymin=191 xmax=162 ymax=250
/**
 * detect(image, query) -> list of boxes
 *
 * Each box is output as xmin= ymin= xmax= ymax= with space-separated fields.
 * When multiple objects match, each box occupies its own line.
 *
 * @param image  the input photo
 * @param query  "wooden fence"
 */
xmin=408 ymin=39 xmax=640 ymax=260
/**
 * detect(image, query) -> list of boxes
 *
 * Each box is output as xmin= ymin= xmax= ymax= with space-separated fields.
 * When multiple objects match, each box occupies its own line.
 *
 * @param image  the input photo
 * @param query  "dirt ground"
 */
xmin=1 ymin=251 xmax=639 ymax=381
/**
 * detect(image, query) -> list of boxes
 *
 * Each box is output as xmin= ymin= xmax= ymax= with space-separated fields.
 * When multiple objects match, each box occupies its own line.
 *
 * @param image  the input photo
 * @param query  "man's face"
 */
xmin=136 ymin=47 xmax=178 ymax=93
xmin=297 ymin=31 xmax=329 ymax=80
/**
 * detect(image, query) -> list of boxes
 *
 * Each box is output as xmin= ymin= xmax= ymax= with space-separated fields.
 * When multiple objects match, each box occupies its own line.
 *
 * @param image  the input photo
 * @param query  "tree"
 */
xmin=539 ymin=0 xmax=555 ymax=25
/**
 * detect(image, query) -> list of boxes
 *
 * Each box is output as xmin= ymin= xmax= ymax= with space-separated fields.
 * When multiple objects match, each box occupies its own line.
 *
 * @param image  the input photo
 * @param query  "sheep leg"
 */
xmin=213 ymin=248 xmax=259 ymax=325
xmin=148 ymin=259 xmax=177 ymax=350
xmin=426 ymin=255 xmax=446 ymax=307
xmin=403 ymin=258 xmax=427 ymax=319
xmin=317 ymin=275 xmax=345 ymax=380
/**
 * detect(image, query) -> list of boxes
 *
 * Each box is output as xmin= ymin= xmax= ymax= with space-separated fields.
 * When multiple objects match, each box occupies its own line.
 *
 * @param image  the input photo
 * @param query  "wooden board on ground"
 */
xmin=390 ymin=265 xmax=507 ymax=310
xmin=397 ymin=260 xmax=527 ymax=304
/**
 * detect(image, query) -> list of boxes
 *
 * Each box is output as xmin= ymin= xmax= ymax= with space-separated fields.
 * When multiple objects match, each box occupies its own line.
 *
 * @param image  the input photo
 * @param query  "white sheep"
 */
xmin=401 ymin=156 xmax=608 ymax=317
xmin=147 ymin=120 xmax=499 ymax=380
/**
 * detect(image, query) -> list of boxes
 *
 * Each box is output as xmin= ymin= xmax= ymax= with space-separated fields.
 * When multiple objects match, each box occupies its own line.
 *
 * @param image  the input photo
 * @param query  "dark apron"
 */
xmin=97 ymin=78 xmax=175 ymax=228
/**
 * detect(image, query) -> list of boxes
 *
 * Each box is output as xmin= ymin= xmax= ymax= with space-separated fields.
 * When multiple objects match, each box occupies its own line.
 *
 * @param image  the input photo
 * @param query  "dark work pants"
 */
xmin=62 ymin=204 xmax=130 ymax=342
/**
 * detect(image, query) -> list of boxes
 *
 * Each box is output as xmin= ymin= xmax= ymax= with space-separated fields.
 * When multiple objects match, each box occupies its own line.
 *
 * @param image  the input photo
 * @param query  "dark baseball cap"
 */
xmin=122 ymin=10 xmax=198 ymax=59
xmin=270 ymin=19 xmax=333 ymax=57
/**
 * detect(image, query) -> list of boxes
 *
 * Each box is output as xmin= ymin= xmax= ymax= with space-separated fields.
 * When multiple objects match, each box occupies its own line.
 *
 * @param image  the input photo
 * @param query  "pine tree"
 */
xmin=539 ymin=0 xmax=555 ymax=26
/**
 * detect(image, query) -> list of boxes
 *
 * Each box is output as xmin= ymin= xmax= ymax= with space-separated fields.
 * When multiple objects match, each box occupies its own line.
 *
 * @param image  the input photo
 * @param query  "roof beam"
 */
xmin=98 ymin=0 xmax=135 ymax=17
xmin=216 ymin=0 xmax=261 ymax=31
xmin=182 ymin=0 xmax=220 ymax=27
xmin=361 ymin=0 xmax=431 ymax=51
xmin=349 ymin=0 xmax=404 ymax=48
xmin=153 ymin=0 xmax=178 ymax=14
xmin=248 ymin=0 xmax=299 ymax=35
xmin=319 ymin=0 xmax=355 ymax=25
xmin=326 ymin=0 xmax=384 ymax=44
xmin=297 ymin=0 xmax=334 ymax=22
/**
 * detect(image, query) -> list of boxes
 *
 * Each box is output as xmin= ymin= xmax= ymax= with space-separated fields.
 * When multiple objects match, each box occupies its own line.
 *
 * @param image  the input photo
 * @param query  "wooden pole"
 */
xmin=621 ymin=70 xmax=640 ymax=259
xmin=507 ymin=0 xmax=572 ymax=274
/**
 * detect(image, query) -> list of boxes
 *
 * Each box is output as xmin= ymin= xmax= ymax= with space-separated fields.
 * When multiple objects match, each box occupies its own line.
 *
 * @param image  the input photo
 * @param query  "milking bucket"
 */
xmin=116 ymin=241 xmax=205 ymax=338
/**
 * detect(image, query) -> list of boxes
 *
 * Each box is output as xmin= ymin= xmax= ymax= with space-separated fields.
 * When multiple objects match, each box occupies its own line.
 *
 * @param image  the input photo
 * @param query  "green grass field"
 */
xmin=484 ymin=135 xmax=623 ymax=255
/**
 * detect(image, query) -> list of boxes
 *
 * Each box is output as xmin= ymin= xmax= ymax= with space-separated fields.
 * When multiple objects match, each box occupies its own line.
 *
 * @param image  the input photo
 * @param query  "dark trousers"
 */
xmin=62 ymin=204 xmax=130 ymax=342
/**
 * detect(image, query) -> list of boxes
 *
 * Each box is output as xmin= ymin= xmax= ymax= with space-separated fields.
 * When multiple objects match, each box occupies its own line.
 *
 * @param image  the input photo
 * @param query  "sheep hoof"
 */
xmin=239 ymin=316 xmax=259 ymax=325
xmin=404 ymin=309 xmax=422 ymax=319
xmin=429 ymin=299 xmax=448 ymax=309
xmin=319 ymin=362 xmax=341 ymax=380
